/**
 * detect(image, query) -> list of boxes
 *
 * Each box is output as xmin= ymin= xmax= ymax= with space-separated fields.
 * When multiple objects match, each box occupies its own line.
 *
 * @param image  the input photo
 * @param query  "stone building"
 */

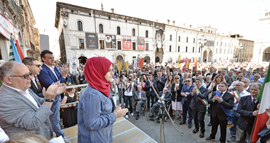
xmin=55 ymin=2 xmax=254 ymax=65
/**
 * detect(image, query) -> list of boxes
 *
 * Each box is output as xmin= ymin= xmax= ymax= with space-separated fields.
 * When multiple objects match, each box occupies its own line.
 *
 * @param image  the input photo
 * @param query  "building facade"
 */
xmin=40 ymin=34 xmax=49 ymax=51
xmin=253 ymin=8 xmax=270 ymax=63
xmin=55 ymin=2 xmax=254 ymax=65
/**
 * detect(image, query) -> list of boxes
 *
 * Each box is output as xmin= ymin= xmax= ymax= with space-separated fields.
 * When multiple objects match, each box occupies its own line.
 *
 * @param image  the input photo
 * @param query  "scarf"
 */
xmin=84 ymin=57 xmax=112 ymax=97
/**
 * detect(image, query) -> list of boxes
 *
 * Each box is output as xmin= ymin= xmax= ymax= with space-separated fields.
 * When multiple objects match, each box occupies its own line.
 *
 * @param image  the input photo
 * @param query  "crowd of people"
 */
xmin=0 ymin=49 xmax=270 ymax=143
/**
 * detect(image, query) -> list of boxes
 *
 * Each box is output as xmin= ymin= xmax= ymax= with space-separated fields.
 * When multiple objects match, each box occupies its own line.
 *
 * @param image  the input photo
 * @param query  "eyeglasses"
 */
xmin=186 ymin=80 xmax=190 ymax=82
xmin=9 ymin=72 xmax=32 ymax=79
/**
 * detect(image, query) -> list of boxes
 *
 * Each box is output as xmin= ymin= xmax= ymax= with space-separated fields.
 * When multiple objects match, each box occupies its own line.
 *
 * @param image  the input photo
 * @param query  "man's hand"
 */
xmin=253 ymin=110 xmax=258 ymax=116
xmin=181 ymin=92 xmax=186 ymax=97
xmin=213 ymin=96 xmax=222 ymax=102
xmin=160 ymin=97 xmax=165 ymax=101
xmin=43 ymin=83 xmax=58 ymax=100
xmin=60 ymin=67 xmax=69 ymax=79
xmin=114 ymin=104 xmax=128 ymax=118
xmin=55 ymin=81 xmax=66 ymax=95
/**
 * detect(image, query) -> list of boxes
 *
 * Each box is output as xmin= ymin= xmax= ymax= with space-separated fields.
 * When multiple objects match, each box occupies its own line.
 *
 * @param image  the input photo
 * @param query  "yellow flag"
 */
xmin=118 ymin=61 xmax=122 ymax=75
xmin=178 ymin=54 xmax=181 ymax=67
xmin=125 ymin=61 xmax=129 ymax=75
xmin=186 ymin=60 xmax=189 ymax=69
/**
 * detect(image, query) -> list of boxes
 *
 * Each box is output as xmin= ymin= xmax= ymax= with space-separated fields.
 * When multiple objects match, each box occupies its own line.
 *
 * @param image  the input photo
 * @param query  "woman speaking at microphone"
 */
xmin=77 ymin=57 xmax=128 ymax=143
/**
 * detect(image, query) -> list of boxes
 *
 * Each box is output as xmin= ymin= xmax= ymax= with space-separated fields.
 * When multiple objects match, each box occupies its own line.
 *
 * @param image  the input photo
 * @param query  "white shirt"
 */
xmin=3 ymin=84 xmax=39 ymax=108
xmin=232 ymin=90 xmax=250 ymax=110
xmin=44 ymin=64 xmax=59 ymax=80
xmin=32 ymin=77 xmax=38 ymax=89
xmin=0 ymin=127 xmax=9 ymax=143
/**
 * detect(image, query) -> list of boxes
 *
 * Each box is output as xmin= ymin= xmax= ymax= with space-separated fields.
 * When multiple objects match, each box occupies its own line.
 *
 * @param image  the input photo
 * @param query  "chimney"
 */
xmin=156 ymin=19 xmax=158 ymax=22
xmin=111 ymin=8 xmax=114 ymax=13
xmin=189 ymin=25 xmax=192 ymax=29
xmin=101 ymin=3 xmax=104 ymax=11
xmin=167 ymin=19 xmax=170 ymax=24
xmin=183 ymin=23 xmax=185 ymax=27
xmin=173 ymin=21 xmax=175 ymax=25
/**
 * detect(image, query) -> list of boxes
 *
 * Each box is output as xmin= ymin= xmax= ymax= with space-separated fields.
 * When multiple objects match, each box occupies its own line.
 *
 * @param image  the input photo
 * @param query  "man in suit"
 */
xmin=206 ymin=82 xmax=234 ymax=143
xmin=180 ymin=78 xmax=195 ymax=128
xmin=227 ymin=82 xmax=250 ymax=142
xmin=0 ymin=61 xmax=65 ymax=139
xmin=133 ymin=85 xmax=147 ymax=120
xmin=22 ymin=57 xmax=43 ymax=97
xmin=236 ymin=83 xmax=261 ymax=143
xmin=154 ymin=72 xmax=165 ymax=93
xmin=37 ymin=50 xmax=70 ymax=143
xmin=206 ymin=67 xmax=217 ymax=81
xmin=149 ymin=88 xmax=171 ymax=122
xmin=190 ymin=78 xmax=209 ymax=138
xmin=145 ymin=74 xmax=157 ymax=111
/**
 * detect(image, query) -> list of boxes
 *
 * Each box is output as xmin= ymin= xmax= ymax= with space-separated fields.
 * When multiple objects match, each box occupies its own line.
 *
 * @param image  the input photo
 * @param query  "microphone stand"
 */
xmin=146 ymin=76 xmax=175 ymax=143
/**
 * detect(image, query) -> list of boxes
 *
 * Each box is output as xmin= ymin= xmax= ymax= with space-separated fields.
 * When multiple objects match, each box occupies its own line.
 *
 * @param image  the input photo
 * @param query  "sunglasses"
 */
xmin=185 ymin=80 xmax=191 ymax=82
xmin=9 ymin=72 xmax=33 ymax=79
xmin=32 ymin=64 xmax=41 ymax=68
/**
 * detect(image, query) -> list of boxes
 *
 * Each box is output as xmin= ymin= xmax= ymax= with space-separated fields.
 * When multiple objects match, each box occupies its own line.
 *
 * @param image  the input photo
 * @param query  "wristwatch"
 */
xmin=45 ymin=99 xmax=54 ymax=102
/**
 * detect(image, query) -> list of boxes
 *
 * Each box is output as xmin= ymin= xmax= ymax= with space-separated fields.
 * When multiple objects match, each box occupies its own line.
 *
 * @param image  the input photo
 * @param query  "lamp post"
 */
xmin=238 ymin=43 xmax=243 ymax=62
xmin=198 ymin=35 xmax=207 ymax=63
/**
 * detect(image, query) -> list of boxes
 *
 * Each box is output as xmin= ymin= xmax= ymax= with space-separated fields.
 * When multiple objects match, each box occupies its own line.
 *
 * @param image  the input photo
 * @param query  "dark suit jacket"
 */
xmin=190 ymin=86 xmax=209 ymax=111
xmin=206 ymin=72 xmax=218 ymax=81
xmin=171 ymin=83 xmax=183 ymax=102
xmin=144 ymin=80 xmax=158 ymax=97
xmin=37 ymin=64 xmax=68 ymax=102
xmin=181 ymin=84 xmax=195 ymax=105
xmin=132 ymin=89 xmax=147 ymax=102
xmin=30 ymin=79 xmax=43 ymax=98
xmin=208 ymin=91 xmax=234 ymax=121
xmin=154 ymin=77 xmax=165 ymax=93
xmin=237 ymin=95 xmax=259 ymax=134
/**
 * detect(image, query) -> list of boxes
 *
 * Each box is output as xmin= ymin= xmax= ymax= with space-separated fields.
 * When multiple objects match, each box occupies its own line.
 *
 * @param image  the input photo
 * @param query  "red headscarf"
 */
xmin=84 ymin=57 xmax=113 ymax=97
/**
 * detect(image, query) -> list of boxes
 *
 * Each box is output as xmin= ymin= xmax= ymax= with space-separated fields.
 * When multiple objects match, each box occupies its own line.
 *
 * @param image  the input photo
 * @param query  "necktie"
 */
xmin=253 ymin=99 xmax=256 ymax=105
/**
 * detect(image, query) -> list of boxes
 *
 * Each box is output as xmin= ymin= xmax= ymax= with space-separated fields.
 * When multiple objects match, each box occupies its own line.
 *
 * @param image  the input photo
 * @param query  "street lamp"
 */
xmin=238 ymin=43 xmax=243 ymax=62
xmin=198 ymin=35 xmax=207 ymax=63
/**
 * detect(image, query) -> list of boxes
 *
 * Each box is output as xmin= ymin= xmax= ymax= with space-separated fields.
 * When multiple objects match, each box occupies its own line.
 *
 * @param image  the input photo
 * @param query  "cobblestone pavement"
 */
xmin=126 ymin=110 xmax=231 ymax=143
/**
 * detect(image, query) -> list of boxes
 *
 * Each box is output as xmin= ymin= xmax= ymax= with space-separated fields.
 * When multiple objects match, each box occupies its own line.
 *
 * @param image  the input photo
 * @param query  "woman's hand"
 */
xmin=114 ymin=104 xmax=128 ymax=118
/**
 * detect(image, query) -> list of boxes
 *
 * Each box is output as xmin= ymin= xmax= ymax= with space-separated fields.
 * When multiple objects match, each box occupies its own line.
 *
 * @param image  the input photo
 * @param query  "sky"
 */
xmin=28 ymin=0 xmax=269 ymax=58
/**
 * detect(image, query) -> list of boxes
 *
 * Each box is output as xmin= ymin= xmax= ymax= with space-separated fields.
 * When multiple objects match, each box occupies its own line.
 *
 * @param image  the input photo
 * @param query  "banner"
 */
xmin=0 ymin=13 xmax=19 ymax=41
xmin=118 ymin=61 xmax=122 ymax=75
xmin=178 ymin=54 xmax=181 ymax=67
xmin=122 ymin=36 xmax=131 ymax=50
xmin=85 ymin=33 xmax=98 ymax=49
xmin=137 ymin=37 xmax=145 ymax=50
xmin=125 ymin=61 xmax=129 ymax=75
xmin=137 ymin=58 xmax=144 ymax=69
xmin=105 ymin=35 xmax=116 ymax=48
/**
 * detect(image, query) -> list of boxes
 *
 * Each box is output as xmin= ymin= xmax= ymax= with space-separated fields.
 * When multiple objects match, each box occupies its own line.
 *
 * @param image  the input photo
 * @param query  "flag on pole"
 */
xmin=182 ymin=61 xmax=187 ymax=72
xmin=178 ymin=54 xmax=181 ymax=67
xmin=251 ymin=65 xmax=270 ymax=143
xmin=9 ymin=35 xmax=22 ymax=62
xmin=226 ymin=67 xmax=229 ymax=76
xmin=186 ymin=60 xmax=189 ymax=69
xmin=15 ymin=40 xmax=24 ymax=61
xmin=118 ymin=61 xmax=122 ymax=75
xmin=196 ymin=87 xmax=208 ymax=106
xmin=195 ymin=57 xmax=197 ymax=71
xmin=125 ymin=61 xmax=129 ymax=75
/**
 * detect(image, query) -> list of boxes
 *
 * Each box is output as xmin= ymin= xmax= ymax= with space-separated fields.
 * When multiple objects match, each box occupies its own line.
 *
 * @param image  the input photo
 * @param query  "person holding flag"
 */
xmin=190 ymin=78 xmax=209 ymax=138
xmin=206 ymin=82 xmax=234 ymax=143
xmin=236 ymin=83 xmax=261 ymax=143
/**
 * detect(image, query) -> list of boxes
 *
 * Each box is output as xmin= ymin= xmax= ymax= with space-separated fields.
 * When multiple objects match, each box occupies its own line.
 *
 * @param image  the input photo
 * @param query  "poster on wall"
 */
xmin=69 ymin=58 xmax=79 ymax=74
xmin=105 ymin=35 xmax=116 ymax=48
xmin=122 ymin=36 xmax=131 ymax=50
xmin=85 ymin=33 xmax=98 ymax=49
xmin=137 ymin=37 xmax=145 ymax=50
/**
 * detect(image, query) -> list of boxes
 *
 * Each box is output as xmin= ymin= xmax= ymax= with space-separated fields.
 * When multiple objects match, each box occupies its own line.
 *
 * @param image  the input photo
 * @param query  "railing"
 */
xmin=60 ymin=84 xmax=87 ymax=107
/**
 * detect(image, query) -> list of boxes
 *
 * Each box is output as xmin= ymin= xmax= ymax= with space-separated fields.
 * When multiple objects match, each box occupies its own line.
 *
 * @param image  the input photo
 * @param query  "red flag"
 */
xmin=16 ymin=40 xmax=24 ymax=61
xmin=182 ymin=61 xmax=187 ymax=72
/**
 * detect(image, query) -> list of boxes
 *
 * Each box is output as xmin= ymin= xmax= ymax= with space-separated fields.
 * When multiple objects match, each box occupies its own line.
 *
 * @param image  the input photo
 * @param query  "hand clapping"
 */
xmin=114 ymin=104 xmax=128 ymax=118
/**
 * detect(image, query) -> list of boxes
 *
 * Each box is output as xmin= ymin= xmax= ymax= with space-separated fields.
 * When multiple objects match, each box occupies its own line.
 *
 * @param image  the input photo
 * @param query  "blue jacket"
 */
xmin=37 ymin=64 xmax=69 ymax=104
xmin=181 ymin=84 xmax=195 ymax=105
xmin=78 ymin=85 xmax=116 ymax=143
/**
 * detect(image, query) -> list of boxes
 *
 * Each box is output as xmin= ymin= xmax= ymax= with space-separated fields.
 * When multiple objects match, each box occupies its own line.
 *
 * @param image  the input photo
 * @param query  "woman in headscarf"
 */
xmin=77 ymin=57 xmax=128 ymax=143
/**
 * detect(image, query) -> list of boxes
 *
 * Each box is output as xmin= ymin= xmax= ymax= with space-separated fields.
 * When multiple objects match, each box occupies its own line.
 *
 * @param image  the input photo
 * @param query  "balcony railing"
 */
xmin=7 ymin=0 xmax=23 ymax=22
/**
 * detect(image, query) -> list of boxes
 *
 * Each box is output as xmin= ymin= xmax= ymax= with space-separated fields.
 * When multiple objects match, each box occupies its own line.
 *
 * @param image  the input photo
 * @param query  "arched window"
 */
xmin=117 ymin=26 xmax=121 ymax=35
xmin=77 ymin=21 xmax=83 ymax=31
xmin=132 ymin=28 xmax=135 ymax=36
xmin=99 ymin=24 xmax=103 ymax=33
xmin=145 ymin=30 xmax=148 ymax=38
